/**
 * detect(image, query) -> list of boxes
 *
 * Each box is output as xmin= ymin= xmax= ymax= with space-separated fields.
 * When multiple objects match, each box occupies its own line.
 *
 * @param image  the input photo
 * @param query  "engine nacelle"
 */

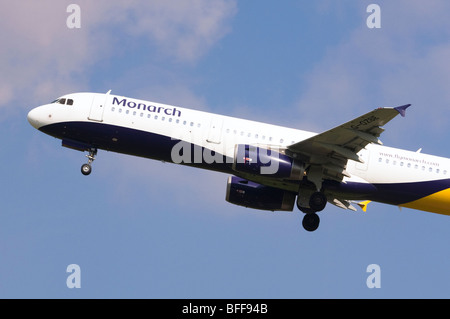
xmin=232 ymin=144 xmax=304 ymax=179
xmin=225 ymin=176 xmax=295 ymax=211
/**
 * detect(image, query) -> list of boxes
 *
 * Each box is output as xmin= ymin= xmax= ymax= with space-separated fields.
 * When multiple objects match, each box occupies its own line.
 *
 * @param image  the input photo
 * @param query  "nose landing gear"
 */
xmin=81 ymin=148 xmax=97 ymax=176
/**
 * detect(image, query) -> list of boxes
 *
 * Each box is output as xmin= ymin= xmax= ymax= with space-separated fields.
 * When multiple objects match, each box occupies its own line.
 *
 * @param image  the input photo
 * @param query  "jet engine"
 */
xmin=225 ymin=176 xmax=296 ymax=211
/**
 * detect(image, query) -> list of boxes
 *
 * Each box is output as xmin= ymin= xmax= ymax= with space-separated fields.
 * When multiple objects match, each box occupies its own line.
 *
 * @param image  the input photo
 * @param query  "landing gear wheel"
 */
xmin=80 ymin=148 xmax=97 ymax=176
xmin=81 ymin=163 xmax=92 ymax=176
xmin=309 ymin=192 xmax=327 ymax=212
xmin=302 ymin=213 xmax=320 ymax=232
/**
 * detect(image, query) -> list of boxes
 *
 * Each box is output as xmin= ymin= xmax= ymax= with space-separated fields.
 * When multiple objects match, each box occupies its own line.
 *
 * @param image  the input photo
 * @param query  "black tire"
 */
xmin=309 ymin=192 xmax=327 ymax=212
xmin=81 ymin=163 xmax=92 ymax=176
xmin=302 ymin=213 xmax=320 ymax=232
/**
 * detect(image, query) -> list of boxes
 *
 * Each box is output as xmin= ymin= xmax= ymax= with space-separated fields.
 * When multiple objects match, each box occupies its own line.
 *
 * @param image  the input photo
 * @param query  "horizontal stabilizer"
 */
xmin=357 ymin=200 xmax=372 ymax=212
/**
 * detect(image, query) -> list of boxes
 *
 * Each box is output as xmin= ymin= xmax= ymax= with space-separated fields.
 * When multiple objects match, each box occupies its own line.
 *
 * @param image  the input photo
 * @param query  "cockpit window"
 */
xmin=51 ymin=98 xmax=74 ymax=105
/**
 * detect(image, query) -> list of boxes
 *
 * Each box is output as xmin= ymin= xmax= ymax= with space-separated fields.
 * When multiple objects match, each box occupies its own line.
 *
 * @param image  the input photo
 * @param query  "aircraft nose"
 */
xmin=27 ymin=107 xmax=43 ymax=129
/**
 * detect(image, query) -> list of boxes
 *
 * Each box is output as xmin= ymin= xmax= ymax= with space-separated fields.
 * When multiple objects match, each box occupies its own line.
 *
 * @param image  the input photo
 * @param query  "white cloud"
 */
xmin=0 ymin=0 xmax=237 ymax=113
xmin=8 ymin=1 xmax=237 ymax=211
xmin=121 ymin=0 xmax=237 ymax=62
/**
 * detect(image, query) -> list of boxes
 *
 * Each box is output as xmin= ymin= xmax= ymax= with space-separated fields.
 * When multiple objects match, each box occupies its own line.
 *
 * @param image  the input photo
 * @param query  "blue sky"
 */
xmin=1 ymin=0 xmax=449 ymax=298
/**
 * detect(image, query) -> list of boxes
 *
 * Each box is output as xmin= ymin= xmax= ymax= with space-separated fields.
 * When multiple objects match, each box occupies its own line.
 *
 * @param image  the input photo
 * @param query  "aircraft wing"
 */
xmin=287 ymin=104 xmax=410 ymax=182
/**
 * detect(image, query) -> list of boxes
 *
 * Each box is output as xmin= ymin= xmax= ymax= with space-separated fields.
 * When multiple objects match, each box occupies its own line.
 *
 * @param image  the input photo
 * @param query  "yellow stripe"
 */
xmin=400 ymin=188 xmax=450 ymax=216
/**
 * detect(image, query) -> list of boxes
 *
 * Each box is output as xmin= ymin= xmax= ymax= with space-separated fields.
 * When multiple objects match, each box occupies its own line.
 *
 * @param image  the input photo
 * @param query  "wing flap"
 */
xmin=331 ymin=198 xmax=358 ymax=211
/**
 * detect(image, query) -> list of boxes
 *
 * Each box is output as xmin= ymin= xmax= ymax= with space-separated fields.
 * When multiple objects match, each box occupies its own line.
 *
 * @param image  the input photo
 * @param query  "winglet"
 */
xmin=357 ymin=200 xmax=372 ymax=212
xmin=394 ymin=104 xmax=411 ymax=117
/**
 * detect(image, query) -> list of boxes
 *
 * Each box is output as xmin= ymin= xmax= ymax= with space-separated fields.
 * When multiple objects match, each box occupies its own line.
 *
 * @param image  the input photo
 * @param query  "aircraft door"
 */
xmin=88 ymin=94 xmax=107 ymax=122
xmin=206 ymin=117 xmax=224 ymax=144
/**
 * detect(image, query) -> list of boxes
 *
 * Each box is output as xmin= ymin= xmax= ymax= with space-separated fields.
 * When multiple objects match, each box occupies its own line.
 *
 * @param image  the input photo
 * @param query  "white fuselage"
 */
xmin=27 ymin=92 xmax=450 ymax=216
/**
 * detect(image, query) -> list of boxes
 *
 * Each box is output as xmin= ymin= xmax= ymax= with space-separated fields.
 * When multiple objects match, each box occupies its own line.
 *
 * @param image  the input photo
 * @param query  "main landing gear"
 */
xmin=297 ymin=191 xmax=327 ymax=232
xmin=302 ymin=213 xmax=320 ymax=232
xmin=81 ymin=148 xmax=97 ymax=176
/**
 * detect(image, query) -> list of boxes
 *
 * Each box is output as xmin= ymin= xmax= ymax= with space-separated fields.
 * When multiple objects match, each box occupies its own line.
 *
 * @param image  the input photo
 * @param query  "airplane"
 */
xmin=27 ymin=91 xmax=450 ymax=231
